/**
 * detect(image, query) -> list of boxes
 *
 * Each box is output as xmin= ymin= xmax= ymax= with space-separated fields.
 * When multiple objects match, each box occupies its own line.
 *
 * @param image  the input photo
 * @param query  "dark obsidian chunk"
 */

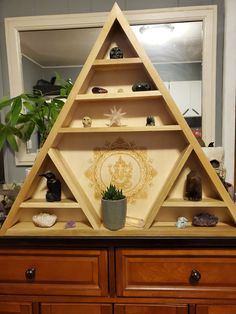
xmin=132 ymin=82 xmax=151 ymax=92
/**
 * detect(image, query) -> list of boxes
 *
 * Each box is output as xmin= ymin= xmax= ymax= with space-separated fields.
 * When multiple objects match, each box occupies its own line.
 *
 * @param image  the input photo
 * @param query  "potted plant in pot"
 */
xmin=0 ymin=74 xmax=73 ymax=152
xmin=101 ymin=184 xmax=127 ymax=231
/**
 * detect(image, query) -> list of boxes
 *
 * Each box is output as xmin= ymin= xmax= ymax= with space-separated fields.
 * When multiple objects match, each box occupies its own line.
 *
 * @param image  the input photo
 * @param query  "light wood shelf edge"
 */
xmin=163 ymin=198 xmax=226 ymax=207
xmin=58 ymin=125 xmax=181 ymax=133
xmin=5 ymin=221 xmax=236 ymax=237
xmin=75 ymin=90 xmax=162 ymax=101
xmin=93 ymin=57 xmax=142 ymax=66
xmin=20 ymin=199 xmax=80 ymax=209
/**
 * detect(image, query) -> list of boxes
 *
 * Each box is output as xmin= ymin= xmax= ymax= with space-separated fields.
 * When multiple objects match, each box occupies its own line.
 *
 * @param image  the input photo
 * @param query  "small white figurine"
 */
xmin=82 ymin=116 xmax=92 ymax=128
xmin=176 ymin=216 xmax=188 ymax=229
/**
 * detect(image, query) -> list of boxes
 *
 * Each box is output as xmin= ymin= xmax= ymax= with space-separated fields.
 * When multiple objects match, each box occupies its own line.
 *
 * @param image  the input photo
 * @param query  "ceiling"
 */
xmin=20 ymin=21 xmax=203 ymax=67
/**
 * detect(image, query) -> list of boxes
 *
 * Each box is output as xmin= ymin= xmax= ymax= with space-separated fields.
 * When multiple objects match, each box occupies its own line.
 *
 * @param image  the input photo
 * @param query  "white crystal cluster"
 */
xmin=32 ymin=212 xmax=57 ymax=228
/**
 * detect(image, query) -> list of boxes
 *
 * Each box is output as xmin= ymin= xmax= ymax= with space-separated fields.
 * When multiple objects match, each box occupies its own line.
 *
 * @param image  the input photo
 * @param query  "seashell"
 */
xmin=32 ymin=212 xmax=57 ymax=228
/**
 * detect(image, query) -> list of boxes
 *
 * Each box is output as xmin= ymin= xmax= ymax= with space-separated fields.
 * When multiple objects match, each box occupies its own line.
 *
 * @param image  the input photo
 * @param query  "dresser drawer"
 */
xmin=116 ymin=249 xmax=236 ymax=299
xmin=0 ymin=249 xmax=108 ymax=296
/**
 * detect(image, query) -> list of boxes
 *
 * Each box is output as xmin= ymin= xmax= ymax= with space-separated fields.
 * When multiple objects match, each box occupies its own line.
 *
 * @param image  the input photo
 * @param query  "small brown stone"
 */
xmin=92 ymin=87 xmax=108 ymax=94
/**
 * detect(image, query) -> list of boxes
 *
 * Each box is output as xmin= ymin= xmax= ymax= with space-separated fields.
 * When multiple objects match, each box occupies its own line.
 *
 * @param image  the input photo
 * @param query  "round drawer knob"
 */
xmin=190 ymin=269 xmax=201 ymax=283
xmin=25 ymin=268 xmax=36 ymax=280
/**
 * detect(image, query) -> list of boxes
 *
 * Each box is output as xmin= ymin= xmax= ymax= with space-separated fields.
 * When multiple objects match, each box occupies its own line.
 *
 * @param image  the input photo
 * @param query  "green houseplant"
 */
xmin=0 ymin=75 xmax=73 ymax=152
xmin=101 ymin=184 xmax=127 ymax=231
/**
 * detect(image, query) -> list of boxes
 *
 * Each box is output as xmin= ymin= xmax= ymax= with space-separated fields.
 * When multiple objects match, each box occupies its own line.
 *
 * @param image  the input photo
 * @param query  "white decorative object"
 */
xmin=32 ymin=213 xmax=57 ymax=228
xmin=202 ymin=146 xmax=224 ymax=163
xmin=104 ymin=106 xmax=126 ymax=126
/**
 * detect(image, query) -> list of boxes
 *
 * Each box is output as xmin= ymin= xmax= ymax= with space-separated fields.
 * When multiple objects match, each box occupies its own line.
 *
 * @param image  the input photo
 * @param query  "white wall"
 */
xmin=222 ymin=0 xmax=236 ymax=183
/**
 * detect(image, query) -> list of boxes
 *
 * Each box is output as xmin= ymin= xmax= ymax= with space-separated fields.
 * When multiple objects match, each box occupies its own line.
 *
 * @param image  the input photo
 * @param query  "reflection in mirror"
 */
xmin=20 ymin=21 xmax=203 ymax=152
xmin=133 ymin=22 xmax=203 ymax=138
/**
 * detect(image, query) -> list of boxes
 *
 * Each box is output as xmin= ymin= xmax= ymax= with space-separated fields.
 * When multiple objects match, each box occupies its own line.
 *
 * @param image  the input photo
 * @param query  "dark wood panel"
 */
xmin=196 ymin=304 xmax=236 ymax=314
xmin=41 ymin=303 xmax=112 ymax=314
xmin=0 ymin=302 xmax=32 ymax=314
xmin=0 ymin=249 xmax=108 ymax=296
xmin=115 ymin=304 xmax=188 ymax=314
xmin=116 ymin=249 xmax=236 ymax=298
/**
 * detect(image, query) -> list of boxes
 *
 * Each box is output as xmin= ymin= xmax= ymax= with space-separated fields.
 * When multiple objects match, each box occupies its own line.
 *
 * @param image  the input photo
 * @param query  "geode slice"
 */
xmin=192 ymin=213 xmax=218 ymax=227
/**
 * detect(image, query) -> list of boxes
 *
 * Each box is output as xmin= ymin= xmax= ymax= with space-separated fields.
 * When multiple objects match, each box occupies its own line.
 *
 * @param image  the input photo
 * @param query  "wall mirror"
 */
xmin=5 ymin=6 xmax=217 ymax=166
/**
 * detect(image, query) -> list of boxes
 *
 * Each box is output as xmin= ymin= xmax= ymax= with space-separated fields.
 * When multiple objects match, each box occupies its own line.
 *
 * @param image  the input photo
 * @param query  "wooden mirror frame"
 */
xmin=4 ymin=5 xmax=217 ymax=166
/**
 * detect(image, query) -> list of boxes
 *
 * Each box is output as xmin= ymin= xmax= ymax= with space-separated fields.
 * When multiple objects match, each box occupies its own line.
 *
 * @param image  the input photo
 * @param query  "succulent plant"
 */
xmin=101 ymin=184 xmax=125 ymax=200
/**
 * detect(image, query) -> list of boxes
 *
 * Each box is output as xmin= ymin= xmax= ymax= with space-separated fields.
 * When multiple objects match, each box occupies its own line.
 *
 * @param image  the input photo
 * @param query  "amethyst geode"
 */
xmin=192 ymin=213 xmax=218 ymax=227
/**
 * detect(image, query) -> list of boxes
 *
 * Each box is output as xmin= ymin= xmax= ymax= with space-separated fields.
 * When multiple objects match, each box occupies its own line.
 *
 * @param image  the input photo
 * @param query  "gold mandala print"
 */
xmin=85 ymin=137 xmax=157 ymax=203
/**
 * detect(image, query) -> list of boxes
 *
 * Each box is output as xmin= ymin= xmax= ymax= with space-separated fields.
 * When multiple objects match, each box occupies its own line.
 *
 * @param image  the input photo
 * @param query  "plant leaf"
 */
xmin=0 ymin=97 xmax=13 ymax=110
xmin=0 ymin=126 xmax=8 ymax=151
xmin=6 ymin=133 xmax=18 ymax=152
xmin=8 ymin=96 xmax=22 ymax=126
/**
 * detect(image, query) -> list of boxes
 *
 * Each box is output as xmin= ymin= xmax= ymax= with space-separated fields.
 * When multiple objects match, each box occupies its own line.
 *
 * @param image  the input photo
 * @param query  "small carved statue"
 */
xmin=146 ymin=116 xmax=155 ymax=126
xmin=40 ymin=172 xmax=61 ymax=202
xmin=82 ymin=116 xmax=92 ymax=128
xmin=185 ymin=170 xmax=202 ymax=201
xmin=110 ymin=46 xmax=123 ymax=59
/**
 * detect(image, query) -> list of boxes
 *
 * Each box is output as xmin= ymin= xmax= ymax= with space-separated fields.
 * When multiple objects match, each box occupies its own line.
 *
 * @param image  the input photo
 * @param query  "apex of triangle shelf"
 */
xmin=1 ymin=3 xmax=236 ymax=237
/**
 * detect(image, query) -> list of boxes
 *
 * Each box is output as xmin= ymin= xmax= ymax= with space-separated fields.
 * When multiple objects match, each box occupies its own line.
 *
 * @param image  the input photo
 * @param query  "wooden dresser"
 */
xmin=0 ymin=237 xmax=236 ymax=314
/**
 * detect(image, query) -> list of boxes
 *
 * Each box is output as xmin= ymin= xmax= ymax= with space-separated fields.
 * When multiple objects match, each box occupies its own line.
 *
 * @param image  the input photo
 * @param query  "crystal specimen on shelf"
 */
xmin=32 ymin=212 xmax=57 ymax=228
xmin=192 ymin=213 xmax=218 ymax=227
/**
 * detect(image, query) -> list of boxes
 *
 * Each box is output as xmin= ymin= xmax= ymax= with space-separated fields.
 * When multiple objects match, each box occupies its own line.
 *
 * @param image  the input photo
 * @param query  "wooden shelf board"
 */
xmin=5 ymin=221 xmax=236 ymax=237
xmin=93 ymin=57 xmax=142 ymax=66
xmin=76 ymin=90 xmax=162 ymax=101
xmin=59 ymin=125 xmax=181 ymax=133
xmin=20 ymin=199 xmax=80 ymax=208
xmin=163 ymin=198 xmax=225 ymax=207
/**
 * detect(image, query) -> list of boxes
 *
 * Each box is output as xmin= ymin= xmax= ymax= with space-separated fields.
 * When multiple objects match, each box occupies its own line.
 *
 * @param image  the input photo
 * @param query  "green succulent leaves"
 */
xmin=101 ymin=184 xmax=125 ymax=200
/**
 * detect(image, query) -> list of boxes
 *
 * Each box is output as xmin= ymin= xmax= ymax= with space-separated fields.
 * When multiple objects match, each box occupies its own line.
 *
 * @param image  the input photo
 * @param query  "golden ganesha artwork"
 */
xmin=85 ymin=137 xmax=157 ymax=203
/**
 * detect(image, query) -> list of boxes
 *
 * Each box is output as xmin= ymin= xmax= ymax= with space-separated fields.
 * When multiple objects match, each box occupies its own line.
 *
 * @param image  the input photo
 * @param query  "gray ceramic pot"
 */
xmin=101 ymin=198 xmax=127 ymax=230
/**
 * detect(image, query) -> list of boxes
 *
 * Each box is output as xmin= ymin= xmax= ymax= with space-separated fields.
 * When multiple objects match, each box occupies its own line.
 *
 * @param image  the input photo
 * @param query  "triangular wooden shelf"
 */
xmin=1 ymin=3 xmax=236 ymax=237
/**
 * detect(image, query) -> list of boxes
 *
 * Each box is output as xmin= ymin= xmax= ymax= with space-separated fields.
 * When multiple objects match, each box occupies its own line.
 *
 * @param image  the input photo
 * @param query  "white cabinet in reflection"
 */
xmin=165 ymin=81 xmax=201 ymax=117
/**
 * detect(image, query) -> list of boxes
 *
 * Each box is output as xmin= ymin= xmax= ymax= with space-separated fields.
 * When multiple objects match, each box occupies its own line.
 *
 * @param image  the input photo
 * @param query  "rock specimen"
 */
xmin=192 ymin=213 xmax=218 ymax=227
xmin=132 ymin=82 xmax=151 ymax=92
xmin=92 ymin=87 xmax=108 ymax=94
xmin=32 ymin=212 xmax=57 ymax=228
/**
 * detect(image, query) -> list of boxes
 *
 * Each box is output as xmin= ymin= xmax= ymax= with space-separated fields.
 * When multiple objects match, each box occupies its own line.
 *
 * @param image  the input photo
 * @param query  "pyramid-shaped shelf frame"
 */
xmin=1 ymin=3 xmax=236 ymax=237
